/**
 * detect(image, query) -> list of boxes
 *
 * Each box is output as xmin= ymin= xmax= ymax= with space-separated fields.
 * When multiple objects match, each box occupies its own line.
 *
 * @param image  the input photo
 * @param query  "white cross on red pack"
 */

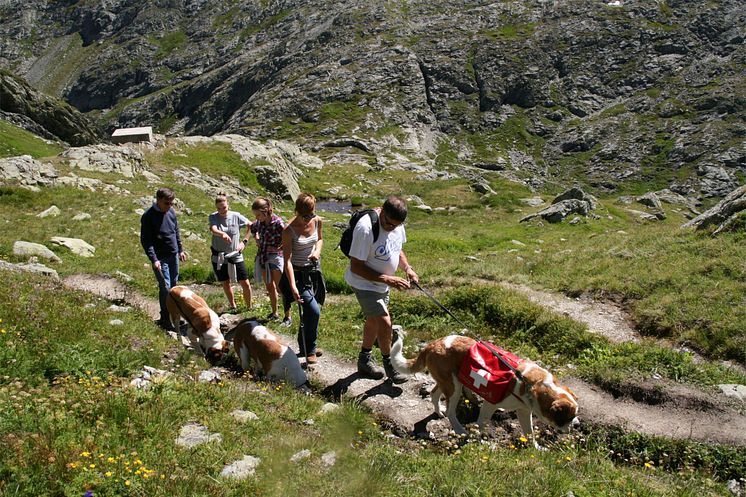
xmin=470 ymin=368 xmax=489 ymax=389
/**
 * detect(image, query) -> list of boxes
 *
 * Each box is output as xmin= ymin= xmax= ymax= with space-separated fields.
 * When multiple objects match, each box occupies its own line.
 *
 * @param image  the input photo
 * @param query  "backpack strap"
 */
xmin=368 ymin=210 xmax=380 ymax=242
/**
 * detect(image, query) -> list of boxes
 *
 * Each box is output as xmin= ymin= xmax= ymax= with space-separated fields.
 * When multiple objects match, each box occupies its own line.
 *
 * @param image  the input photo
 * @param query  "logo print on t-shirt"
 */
xmin=374 ymin=242 xmax=391 ymax=261
xmin=374 ymin=238 xmax=401 ymax=262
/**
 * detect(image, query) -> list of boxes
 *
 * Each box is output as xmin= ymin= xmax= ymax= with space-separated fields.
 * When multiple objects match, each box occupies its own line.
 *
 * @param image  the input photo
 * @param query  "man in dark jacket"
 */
xmin=140 ymin=187 xmax=188 ymax=330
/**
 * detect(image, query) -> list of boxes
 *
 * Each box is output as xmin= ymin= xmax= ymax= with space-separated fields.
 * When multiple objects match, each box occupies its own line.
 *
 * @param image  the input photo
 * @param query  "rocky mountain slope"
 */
xmin=0 ymin=0 xmax=744 ymax=197
xmin=0 ymin=70 xmax=100 ymax=146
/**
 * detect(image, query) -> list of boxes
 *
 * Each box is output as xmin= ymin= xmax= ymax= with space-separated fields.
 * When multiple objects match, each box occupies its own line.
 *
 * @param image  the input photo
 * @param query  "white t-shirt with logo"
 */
xmin=344 ymin=211 xmax=406 ymax=292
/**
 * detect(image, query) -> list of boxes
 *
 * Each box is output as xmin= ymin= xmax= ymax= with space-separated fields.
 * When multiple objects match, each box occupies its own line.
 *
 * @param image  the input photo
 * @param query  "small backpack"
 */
xmin=337 ymin=209 xmax=379 ymax=258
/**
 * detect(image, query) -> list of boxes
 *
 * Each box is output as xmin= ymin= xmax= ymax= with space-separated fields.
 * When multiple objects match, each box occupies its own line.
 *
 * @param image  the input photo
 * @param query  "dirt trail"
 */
xmin=63 ymin=274 xmax=746 ymax=447
xmin=499 ymin=282 xmax=638 ymax=343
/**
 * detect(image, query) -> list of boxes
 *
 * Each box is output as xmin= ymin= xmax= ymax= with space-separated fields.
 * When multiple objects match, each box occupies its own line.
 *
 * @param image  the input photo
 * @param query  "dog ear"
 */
xmin=550 ymin=398 xmax=578 ymax=427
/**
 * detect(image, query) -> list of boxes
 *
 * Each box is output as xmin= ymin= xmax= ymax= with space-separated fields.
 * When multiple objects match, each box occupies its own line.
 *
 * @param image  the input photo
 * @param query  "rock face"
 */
xmin=0 ymin=70 xmax=99 ymax=146
xmin=61 ymin=144 xmax=147 ymax=177
xmin=681 ymin=184 xmax=746 ymax=234
xmin=0 ymin=1 xmax=744 ymax=197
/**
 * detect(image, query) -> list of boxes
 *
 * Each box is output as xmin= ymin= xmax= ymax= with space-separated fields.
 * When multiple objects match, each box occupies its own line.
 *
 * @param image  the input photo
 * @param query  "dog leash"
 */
xmin=411 ymin=280 xmax=524 ymax=382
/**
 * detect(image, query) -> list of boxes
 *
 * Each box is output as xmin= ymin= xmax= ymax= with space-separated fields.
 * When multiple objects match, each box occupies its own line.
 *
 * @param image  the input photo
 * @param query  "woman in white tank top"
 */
xmin=281 ymin=193 xmax=325 ymax=364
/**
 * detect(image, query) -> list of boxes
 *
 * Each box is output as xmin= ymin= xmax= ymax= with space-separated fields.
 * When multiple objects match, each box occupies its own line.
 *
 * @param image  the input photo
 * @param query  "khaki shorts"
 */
xmin=353 ymin=288 xmax=390 ymax=317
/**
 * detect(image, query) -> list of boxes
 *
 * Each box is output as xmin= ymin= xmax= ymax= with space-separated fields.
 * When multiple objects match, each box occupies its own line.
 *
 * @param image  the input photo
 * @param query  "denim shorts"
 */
xmin=353 ymin=288 xmax=390 ymax=317
xmin=255 ymin=253 xmax=284 ymax=284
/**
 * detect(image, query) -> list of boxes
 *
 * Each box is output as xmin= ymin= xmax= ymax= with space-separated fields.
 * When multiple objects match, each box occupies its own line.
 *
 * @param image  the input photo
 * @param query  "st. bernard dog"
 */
xmin=231 ymin=319 xmax=309 ymax=391
xmin=165 ymin=286 xmax=230 ymax=364
xmin=390 ymin=334 xmax=579 ymax=448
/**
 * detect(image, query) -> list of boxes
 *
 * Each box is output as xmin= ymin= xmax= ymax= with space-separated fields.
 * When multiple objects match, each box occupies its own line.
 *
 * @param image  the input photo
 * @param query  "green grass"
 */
xmin=154 ymin=141 xmax=265 ymax=193
xmin=0 ymin=272 xmax=739 ymax=496
xmin=1 ymin=130 xmax=745 ymax=493
xmin=152 ymin=31 xmax=188 ymax=59
xmin=0 ymin=121 xmax=63 ymax=158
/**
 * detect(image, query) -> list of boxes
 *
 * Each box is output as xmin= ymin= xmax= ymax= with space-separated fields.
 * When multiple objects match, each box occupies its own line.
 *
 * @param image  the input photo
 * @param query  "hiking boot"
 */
xmin=383 ymin=356 xmax=407 ymax=384
xmin=357 ymin=351 xmax=384 ymax=380
xmin=279 ymin=317 xmax=292 ymax=328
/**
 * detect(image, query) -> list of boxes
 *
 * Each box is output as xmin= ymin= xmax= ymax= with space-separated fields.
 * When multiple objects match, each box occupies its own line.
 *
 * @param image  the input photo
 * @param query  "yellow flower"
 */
xmin=89 ymin=464 xmax=96 ymax=469
xmin=107 ymin=457 xmax=116 ymax=463
xmin=81 ymin=451 xmax=91 ymax=458
xmin=125 ymin=480 xmax=131 ymax=486
xmin=565 ymin=456 xmax=572 ymax=461
xmin=464 ymin=399 xmax=469 ymax=404
xmin=134 ymin=459 xmax=143 ymax=465
xmin=519 ymin=436 xmax=528 ymax=443
xmin=644 ymin=462 xmax=654 ymax=469
xmin=105 ymin=471 xmax=113 ymax=477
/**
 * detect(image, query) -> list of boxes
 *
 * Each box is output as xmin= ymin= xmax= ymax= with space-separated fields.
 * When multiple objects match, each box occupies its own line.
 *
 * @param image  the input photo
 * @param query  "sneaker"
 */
xmin=357 ymin=351 xmax=384 ymax=380
xmin=279 ymin=317 xmax=292 ymax=328
xmin=383 ymin=356 xmax=407 ymax=384
xmin=266 ymin=313 xmax=280 ymax=321
xmin=306 ymin=354 xmax=318 ymax=364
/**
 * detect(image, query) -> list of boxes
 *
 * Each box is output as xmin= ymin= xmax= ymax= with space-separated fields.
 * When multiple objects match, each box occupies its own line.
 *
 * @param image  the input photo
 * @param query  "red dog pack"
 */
xmin=457 ymin=341 xmax=524 ymax=404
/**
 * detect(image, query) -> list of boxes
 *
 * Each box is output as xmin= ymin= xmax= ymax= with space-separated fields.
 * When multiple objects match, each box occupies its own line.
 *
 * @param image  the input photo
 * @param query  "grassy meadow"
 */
xmin=0 ymin=123 xmax=744 ymax=495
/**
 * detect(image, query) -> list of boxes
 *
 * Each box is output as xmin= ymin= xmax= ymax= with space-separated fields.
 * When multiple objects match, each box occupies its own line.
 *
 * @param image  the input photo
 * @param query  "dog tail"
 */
xmin=390 ymin=333 xmax=427 ymax=375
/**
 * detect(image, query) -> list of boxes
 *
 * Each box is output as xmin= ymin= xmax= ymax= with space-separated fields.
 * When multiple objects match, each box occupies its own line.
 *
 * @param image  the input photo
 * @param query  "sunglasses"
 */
xmin=301 ymin=213 xmax=316 ymax=221
xmin=380 ymin=211 xmax=403 ymax=231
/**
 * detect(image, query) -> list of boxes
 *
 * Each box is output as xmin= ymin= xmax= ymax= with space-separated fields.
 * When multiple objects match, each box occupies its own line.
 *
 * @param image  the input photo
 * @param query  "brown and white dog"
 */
xmin=165 ymin=286 xmax=230 ymax=364
xmin=231 ymin=319 xmax=309 ymax=391
xmin=390 ymin=334 xmax=579 ymax=448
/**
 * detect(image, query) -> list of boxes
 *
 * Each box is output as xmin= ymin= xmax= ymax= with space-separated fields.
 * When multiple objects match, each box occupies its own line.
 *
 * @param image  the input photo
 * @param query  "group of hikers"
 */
xmin=140 ymin=187 xmax=419 ymax=384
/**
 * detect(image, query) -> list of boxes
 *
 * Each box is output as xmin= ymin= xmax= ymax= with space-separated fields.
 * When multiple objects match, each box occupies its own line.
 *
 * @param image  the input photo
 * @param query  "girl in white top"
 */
xmin=281 ymin=193 xmax=325 ymax=364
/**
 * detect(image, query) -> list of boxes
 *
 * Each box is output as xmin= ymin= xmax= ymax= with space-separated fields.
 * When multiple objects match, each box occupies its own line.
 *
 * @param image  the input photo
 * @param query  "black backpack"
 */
xmin=338 ymin=209 xmax=379 ymax=258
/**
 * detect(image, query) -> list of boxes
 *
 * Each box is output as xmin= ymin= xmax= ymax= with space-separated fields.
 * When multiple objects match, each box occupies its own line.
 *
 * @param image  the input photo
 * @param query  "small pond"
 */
xmin=316 ymin=200 xmax=365 ymax=214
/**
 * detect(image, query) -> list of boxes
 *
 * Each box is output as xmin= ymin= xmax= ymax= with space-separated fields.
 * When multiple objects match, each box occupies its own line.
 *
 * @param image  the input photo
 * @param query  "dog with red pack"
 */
xmin=390 ymin=333 xmax=579 ymax=448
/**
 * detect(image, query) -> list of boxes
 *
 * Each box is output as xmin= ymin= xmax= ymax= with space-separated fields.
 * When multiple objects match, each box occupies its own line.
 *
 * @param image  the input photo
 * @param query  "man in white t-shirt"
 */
xmin=344 ymin=195 xmax=419 ymax=383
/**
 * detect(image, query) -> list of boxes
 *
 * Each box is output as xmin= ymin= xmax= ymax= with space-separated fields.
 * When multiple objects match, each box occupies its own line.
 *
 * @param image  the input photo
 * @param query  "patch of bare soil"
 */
xmin=62 ymin=274 xmax=746 ymax=447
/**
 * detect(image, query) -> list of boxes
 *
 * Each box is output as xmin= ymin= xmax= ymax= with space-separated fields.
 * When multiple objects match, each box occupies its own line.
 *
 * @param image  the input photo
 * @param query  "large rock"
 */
xmin=61 ymin=144 xmax=147 ymax=178
xmin=0 ymin=260 xmax=59 ymax=279
xmin=0 ymin=155 xmax=58 ymax=188
xmin=682 ymin=184 xmax=746 ymax=233
xmin=13 ymin=240 xmax=61 ymax=262
xmin=50 ymin=236 xmax=95 ymax=257
xmin=520 ymin=187 xmax=597 ymax=224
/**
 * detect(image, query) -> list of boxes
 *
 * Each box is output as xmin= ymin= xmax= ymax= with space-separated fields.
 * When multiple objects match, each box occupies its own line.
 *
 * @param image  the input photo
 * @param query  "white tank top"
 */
xmin=289 ymin=221 xmax=318 ymax=267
